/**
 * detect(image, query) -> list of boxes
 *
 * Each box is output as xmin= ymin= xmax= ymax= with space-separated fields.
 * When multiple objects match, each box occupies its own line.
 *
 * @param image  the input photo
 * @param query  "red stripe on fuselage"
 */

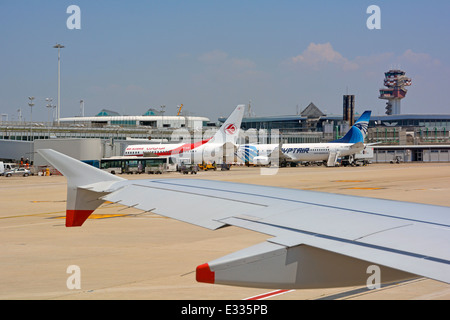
xmin=149 ymin=138 xmax=212 ymax=156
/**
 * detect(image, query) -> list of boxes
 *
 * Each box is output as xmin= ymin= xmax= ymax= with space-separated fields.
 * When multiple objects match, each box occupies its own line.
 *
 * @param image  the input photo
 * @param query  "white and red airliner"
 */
xmin=124 ymin=105 xmax=245 ymax=163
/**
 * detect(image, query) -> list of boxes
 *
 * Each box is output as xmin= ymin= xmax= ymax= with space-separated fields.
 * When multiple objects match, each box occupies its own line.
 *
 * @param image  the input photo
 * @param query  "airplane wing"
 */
xmin=350 ymin=142 xmax=364 ymax=150
xmin=38 ymin=149 xmax=450 ymax=289
xmin=267 ymin=145 xmax=291 ymax=161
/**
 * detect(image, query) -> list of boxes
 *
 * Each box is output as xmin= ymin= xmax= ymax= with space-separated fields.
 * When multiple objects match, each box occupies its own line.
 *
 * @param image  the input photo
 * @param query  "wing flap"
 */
xmin=358 ymin=224 xmax=450 ymax=262
xmin=221 ymin=216 xmax=450 ymax=284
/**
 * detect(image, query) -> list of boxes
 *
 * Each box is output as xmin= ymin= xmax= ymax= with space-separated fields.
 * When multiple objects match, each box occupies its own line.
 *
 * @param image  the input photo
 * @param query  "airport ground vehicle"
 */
xmin=3 ymin=168 xmax=31 ymax=177
xmin=100 ymin=156 xmax=177 ymax=174
xmin=341 ymin=146 xmax=374 ymax=166
xmin=179 ymin=163 xmax=198 ymax=175
xmin=198 ymin=162 xmax=217 ymax=171
xmin=0 ymin=161 xmax=18 ymax=176
xmin=390 ymin=155 xmax=403 ymax=164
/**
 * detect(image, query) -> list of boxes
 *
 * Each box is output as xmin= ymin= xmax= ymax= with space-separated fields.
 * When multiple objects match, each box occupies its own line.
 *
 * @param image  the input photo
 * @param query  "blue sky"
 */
xmin=1 ymin=1 xmax=449 ymax=122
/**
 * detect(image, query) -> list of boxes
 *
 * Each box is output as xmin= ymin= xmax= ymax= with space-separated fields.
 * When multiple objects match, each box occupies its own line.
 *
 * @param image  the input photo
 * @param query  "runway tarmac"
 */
xmin=1 ymin=162 xmax=449 ymax=300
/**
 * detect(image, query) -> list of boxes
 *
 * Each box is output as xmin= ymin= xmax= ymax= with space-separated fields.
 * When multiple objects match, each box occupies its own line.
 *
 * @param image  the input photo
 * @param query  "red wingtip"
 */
xmin=66 ymin=210 xmax=94 ymax=227
xmin=196 ymin=263 xmax=215 ymax=284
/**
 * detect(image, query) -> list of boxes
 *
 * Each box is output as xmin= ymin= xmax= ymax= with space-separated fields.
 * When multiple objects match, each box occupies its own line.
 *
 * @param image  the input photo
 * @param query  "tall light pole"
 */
xmin=46 ymin=98 xmax=53 ymax=124
xmin=28 ymin=96 xmax=35 ymax=136
xmin=17 ymin=109 xmax=22 ymax=122
xmin=53 ymin=43 xmax=64 ymax=125
xmin=80 ymin=99 xmax=85 ymax=117
xmin=160 ymin=105 xmax=166 ymax=128
xmin=28 ymin=96 xmax=35 ymax=163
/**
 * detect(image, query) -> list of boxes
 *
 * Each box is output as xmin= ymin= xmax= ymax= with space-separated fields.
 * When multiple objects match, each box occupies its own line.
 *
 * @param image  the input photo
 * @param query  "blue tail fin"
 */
xmin=331 ymin=110 xmax=371 ymax=144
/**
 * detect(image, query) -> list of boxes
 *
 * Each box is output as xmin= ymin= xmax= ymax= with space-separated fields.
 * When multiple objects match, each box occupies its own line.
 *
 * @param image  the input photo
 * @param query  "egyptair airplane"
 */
xmin=238 ymin=110 xmax=371 ymax=166
xmin=124 ymin=104 xmax=245 ymax=163
xmin=38 ymin=148 xmax=450 ymax=290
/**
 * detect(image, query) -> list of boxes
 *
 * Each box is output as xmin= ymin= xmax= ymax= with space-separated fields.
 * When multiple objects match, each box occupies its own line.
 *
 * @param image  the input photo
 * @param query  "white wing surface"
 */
xmin=38 ymin=149 xmax=450 ymax=289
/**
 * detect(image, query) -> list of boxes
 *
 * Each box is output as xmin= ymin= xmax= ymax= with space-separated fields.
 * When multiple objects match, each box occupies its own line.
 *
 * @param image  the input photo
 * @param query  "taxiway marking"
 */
xmin=244 ymin=289 xmax=295 ymax=300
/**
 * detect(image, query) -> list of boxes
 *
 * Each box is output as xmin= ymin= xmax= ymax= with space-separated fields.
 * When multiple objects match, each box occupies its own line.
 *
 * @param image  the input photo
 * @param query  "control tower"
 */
xmin=379 ymin=69 xmax=412 ymax=115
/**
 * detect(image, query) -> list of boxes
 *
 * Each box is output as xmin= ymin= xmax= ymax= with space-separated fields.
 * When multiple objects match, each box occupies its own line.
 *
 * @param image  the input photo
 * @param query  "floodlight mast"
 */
xmin=53 ymin=44 xmax=65 ymax=125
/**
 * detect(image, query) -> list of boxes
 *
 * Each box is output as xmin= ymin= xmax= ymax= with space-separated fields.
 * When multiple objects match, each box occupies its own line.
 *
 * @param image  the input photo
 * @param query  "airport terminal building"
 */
xmin=60 ymin=108 xmax=210 ymax=130
xmin=220 ymin=103 xmax=450 ymax=144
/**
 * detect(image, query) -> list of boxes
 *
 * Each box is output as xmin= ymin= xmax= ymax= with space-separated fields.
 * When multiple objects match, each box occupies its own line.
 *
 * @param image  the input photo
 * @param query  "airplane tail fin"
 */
xmin=331 ymin=110 xmax=371 ymax=144
xmin=209 ymin=104 xmax=245 ymax=145
xmin=37 ymin=149 xmax=124 ymax=227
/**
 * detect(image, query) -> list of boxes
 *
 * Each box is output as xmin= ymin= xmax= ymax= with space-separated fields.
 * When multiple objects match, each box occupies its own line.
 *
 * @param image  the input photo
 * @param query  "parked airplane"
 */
xmin=38 ymin=148 xmax=450 ymax=290
xmin=237 ymin=110 xmax=371 ymax=167
xmin=124 ymin=104 xmax=245 ymax=163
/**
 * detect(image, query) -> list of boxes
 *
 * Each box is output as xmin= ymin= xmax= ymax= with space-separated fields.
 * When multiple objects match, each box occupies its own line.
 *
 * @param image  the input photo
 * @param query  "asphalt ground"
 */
xmin=1 ymin=162 xmax=449 ymax=300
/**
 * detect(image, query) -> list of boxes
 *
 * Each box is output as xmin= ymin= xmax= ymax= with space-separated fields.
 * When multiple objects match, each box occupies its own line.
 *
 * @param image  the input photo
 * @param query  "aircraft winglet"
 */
xmin=37 ymin=149 xmax=124 ymax=227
